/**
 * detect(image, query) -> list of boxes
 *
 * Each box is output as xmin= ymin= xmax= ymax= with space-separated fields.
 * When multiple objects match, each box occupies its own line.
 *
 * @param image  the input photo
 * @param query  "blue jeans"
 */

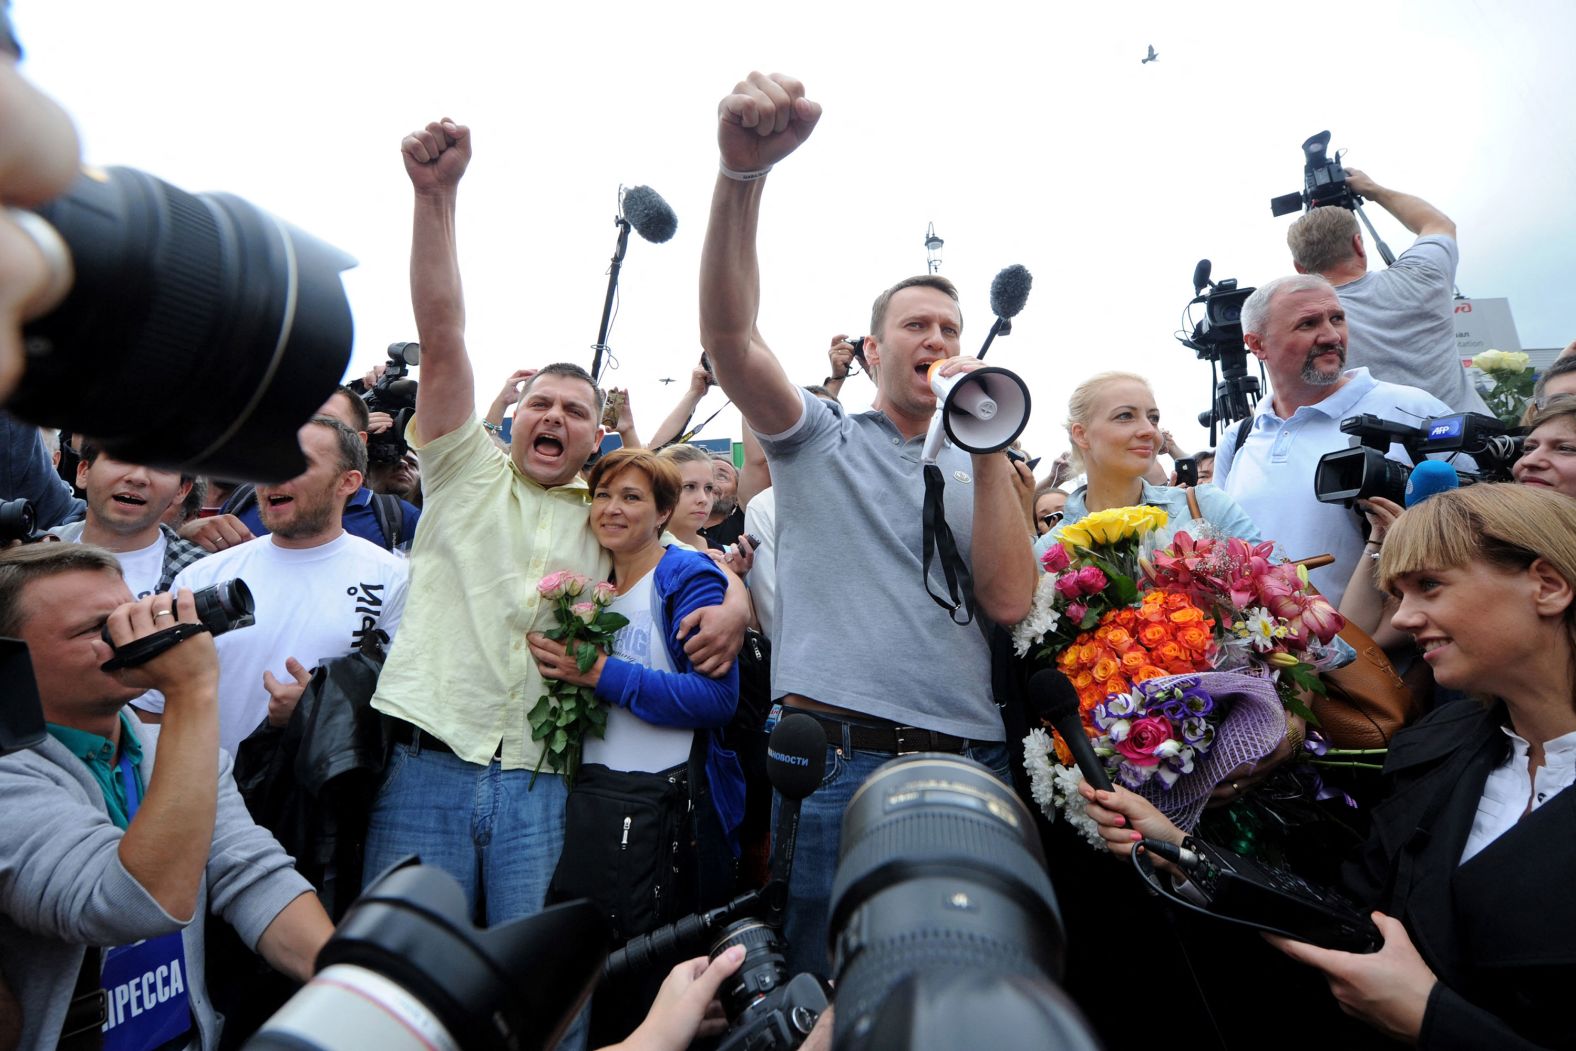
xmin=362 ymin=744 xmax=588 ymax=1050
xmin=769 ymin=734 xmax=1011 ymax=979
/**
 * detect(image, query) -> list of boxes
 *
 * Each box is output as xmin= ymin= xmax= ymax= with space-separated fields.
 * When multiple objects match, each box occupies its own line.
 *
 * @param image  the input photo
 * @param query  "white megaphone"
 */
xmin=921 ymin=360 xmax=1032 ymax=463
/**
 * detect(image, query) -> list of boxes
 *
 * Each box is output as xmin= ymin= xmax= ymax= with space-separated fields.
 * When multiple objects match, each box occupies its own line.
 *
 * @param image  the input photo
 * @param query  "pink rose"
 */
xmin=1074 ymin=565 xmax=1109 ymax=595
xmin=592 ymin=580 xmax=617 ymax=607
xmin=571 ymin=601 xmax=598 ymax=626
xmin=564 ymin=574 xmax=589 ymax=598
xmin=1040 ymin=544 xmax=1071 ymax=573
xmin=1054 ymin=574 xmax=1083 ymax=601
xmin=1113 ymin=716 xmax=1174 ymax=767
xmin=538 ymin=570 xmax=571 ymax=600
xmin=1066 ymin=602 xmax=1089 ymax=625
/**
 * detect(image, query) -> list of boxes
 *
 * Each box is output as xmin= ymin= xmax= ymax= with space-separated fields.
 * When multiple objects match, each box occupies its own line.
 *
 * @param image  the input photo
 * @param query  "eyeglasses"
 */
xmin=1039 ymin=511 xmax=1065 ymax=529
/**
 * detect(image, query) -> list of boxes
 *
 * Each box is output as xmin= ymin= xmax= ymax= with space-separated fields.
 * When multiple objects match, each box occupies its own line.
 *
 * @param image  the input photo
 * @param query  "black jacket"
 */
xmin=1346 ymin=700 xmax=1576 ymax=1050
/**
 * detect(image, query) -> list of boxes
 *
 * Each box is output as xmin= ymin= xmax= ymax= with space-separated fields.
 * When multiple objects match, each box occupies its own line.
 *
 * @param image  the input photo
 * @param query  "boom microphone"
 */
xmin=1028 ymin=669 xmax=1112 ymax=792
xmin=621 ymin=185 xmax=678 ymax=244
xmin=1192 ymin=258 xmax=1213 ymax=295
xmin=977 ymin=264 xmax=1032 ymax=360
xmin=767 ymin=713 xmax=827 ymax=888
xmin=988 ymin=264 xmax=1033 ymax=320
xmin=1403 ymin=459 xmax=1459 ymax=508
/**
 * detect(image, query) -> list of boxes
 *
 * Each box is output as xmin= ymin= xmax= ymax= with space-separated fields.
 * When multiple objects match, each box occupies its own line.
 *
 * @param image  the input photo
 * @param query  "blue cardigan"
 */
xmin=594 ymin=545 xmax=744 ymax=851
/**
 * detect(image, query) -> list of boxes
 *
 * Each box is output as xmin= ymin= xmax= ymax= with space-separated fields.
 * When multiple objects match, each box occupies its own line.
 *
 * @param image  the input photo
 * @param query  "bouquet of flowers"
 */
xmin=1014 ymin=506 xmax=1353 ymax=842
xmin=1143 ymin=531 xmax=1345 ymax=722
xmin=529 ymin=570 xmax=626 ymax=785
xmin=1025 ymin=672 xmax=1286 ymax=845
xmin=1471 ymin=348 xmax=1535 ymax=426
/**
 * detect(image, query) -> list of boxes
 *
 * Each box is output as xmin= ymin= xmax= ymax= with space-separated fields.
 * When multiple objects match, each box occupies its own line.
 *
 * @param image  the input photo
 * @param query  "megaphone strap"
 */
xmin=920 ymin=464 xmax=976 ymax=627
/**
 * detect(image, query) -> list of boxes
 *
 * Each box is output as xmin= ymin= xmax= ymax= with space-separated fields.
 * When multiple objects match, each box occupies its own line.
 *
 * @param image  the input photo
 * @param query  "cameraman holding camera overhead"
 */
xmin=1287 ymin=170 xmax=1491 ymax=416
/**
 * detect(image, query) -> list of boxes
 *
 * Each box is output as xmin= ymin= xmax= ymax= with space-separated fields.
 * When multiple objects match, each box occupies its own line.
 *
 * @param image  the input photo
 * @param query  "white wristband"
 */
xmin=719 ymin=161 xmax=772 ymax=182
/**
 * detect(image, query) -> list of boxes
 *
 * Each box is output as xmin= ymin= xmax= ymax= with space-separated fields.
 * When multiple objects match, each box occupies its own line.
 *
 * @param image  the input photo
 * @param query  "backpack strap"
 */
xmin=370 ymin=493 xmax=404 ymax=552
xmin=220 ymin=482 xmax=257 ymax=517
xmin=1231 ymin=415 xmax=1252 ymax=456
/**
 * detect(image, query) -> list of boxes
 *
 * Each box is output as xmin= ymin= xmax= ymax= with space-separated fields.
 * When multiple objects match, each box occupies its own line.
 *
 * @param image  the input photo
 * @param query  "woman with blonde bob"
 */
xmin=1034 ymin=372 xmax=1259 ymax=562
xmin=1083 ymin=484 xmax=1576 ymax=1048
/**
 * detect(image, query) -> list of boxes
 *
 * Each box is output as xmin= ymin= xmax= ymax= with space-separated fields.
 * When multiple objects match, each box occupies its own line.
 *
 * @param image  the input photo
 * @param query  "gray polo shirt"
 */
xmin=1336 ymin=235 xmax=1490 ymax=416
xmin=755 ymin=390 xmax=1002 ymax=741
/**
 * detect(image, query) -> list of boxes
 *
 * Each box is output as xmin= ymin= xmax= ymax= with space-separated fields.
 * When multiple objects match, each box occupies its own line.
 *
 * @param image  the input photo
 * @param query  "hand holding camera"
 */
xmin=102 ymin=587 xmax=219 ymax=697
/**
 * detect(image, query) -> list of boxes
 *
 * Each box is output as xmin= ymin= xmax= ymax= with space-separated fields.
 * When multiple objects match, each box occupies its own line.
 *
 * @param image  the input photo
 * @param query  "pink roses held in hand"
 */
xmin=1113 ymin=715 xmax=1176 ymax=767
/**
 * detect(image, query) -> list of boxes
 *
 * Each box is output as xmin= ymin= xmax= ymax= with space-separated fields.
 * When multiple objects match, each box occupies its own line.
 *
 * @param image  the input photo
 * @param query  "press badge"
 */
xmin=100 ymin=931 xmax=193 ymax=1050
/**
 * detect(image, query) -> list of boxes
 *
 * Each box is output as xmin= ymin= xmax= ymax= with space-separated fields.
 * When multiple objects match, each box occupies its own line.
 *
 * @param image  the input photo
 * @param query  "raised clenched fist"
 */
xmin=717 ymin=73 xmax=822 ymax=176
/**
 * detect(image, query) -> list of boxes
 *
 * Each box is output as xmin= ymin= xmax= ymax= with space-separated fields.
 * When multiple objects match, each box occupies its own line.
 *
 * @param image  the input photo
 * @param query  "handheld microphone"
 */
xmin=1403 ymin=460 xmax=1459 ymax=508
xmin=767 ymin=714 xmax=827 ymax=889
xmin=1192 ymin=258 xmax=1213 ymax=295
xmin=620 ymin=185 xmax=678 ymax=244
xmin=1028 ymin=669 xmax=1112 ymax=792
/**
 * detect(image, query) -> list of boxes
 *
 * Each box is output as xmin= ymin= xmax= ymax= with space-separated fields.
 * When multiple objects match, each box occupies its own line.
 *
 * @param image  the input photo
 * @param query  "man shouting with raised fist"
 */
xmin=697 ymin=73 xmax=1037 ymax=977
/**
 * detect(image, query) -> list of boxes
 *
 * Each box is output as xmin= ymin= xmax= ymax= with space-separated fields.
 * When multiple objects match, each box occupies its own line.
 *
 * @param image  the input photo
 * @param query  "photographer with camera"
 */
xmin=1287 ymin=170 xmax=1489 ymax=416
xmin=1214 ymin=275 xmax=1454 ymax=606
xmin=0 ymin=544 xmax=332 ymax=1050
xmin=697 ymin=71 xmax=1037 ymax=979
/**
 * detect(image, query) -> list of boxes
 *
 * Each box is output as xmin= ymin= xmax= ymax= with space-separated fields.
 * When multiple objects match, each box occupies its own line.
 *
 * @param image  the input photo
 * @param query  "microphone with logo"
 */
xmin=766 ymin=713 xmax=828 ymax=894
xmin=1403 ymin=459 xmax=1460 ymax=507
xmin=590 ymin=183 xmax=678 ymax=384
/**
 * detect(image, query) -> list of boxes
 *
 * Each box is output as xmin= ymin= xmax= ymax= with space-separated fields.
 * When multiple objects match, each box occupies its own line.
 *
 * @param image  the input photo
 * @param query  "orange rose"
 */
xmin=1092 ymin=657 xmax=1120 ymax=682
xmin=1169 ymin=607 xmax=1203 ymax=625
xmin=1120 ymin=650 xmax=1147 ymax=672
xmin=1079 ymin=642 xmax=1101 ymax=665
xmin=1051 ymin=731 xmax=1074 ymax=767
xmin=1157 ymin=641 xmax=1186 ymax=665
xmin=1134 ymin=665 xmax=1167 ymax=683
xmin=1100 ymin=676 xmax=1129 ymax=698
xmin=1165 ymin=592 xmax=1191 ymax=610
xmin=1104 ymin=627 xmax=1133 ymax=649
xmin=1073 ymin=671 xmax=1094 ymax=689
xmin=1139 ymin=623 xmax=1169 ymax=647
xmin=1177 ymin=624 xmax=1213 ymax=654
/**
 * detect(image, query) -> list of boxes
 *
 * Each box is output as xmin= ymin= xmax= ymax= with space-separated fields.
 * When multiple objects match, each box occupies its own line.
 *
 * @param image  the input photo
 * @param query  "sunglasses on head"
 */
xmin=1040 ymin=511 xmax=1065 ymax=529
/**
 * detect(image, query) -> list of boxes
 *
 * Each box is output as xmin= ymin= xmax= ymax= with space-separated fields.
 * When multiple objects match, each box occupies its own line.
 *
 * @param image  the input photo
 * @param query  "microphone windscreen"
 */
xmin=622 ymin=185 xmax=678 ymax=244
xmin=767 ymin=713 xmax=827 ymax=800
xmin=1192 ymin=258 xmax=1213 ymax=294
xmin=1027 ymin=668 xmax=1082 ymax=726
xmin=1404 ymin=460 xmax=1459 ymax=508
xmin=988 ymin=265 xmax=1033 ymax=320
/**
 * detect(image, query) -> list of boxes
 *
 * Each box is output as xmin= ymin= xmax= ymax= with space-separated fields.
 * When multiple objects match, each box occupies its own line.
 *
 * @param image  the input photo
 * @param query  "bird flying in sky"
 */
xmin=1142 ymin=44 xmax=1158 ymax=64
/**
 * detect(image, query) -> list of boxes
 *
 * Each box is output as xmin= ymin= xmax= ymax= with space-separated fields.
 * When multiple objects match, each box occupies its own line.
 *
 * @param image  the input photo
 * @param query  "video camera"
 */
xmin=1314 ymin=411 xmax=1524 ymax=506
xmin=361 ymin=342 xmax=420 ymax=466
xmin=1270 ymin=130 xmax=1362 ymax=216
xmin=1177 ymin=260 xmax=1261 ymax=440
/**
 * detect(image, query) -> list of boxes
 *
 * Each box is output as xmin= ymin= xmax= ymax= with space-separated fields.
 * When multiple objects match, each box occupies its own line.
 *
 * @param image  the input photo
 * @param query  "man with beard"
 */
xmin=132 ymin=416 xmax=409 ymax=752
xmin=1213 ymin=275 xmax=1454 ymax=605
xmin=698 ymin=453 xmax=744 ymax=547
xmin=47 ymin=437 xmax=206 ymax=596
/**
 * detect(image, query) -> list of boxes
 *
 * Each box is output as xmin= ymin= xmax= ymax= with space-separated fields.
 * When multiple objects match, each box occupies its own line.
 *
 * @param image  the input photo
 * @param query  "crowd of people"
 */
xmin=4 ymin=59 xmax=1576 ymax=1051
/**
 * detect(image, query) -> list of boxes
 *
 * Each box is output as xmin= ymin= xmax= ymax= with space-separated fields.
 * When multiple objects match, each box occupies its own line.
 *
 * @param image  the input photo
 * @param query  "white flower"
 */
xmin=1023 ymin=730 xmax=1103 ymax=848
xmin=1010 ymin=575 xmax=1063 ymax=657
xmin=1236 ymin=606 xmax=1284 ymax=653
xmin=1473 ymin=348 xmax=1530 ymax=375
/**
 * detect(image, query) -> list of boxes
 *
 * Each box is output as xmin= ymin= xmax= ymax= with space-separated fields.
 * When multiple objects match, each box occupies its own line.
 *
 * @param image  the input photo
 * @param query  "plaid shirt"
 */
xmin=155 ymin=524 xmax=209 ymax=594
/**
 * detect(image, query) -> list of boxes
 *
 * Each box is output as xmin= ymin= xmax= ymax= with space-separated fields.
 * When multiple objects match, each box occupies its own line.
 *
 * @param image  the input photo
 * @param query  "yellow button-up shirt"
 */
xmin=372 ymin=417 xmax=610 ymax=768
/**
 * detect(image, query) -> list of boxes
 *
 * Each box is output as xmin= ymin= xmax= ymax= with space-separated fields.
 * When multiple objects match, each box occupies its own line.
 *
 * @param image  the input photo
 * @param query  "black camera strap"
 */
xmin=100 ymin=623 xmax=212 ymax=672
xmin=921 ymin=464 xmax=976 ymax=626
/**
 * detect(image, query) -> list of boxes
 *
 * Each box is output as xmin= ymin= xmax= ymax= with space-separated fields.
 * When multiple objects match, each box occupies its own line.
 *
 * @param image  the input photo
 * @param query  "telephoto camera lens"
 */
xmin=710 ymin=919 xmax=789 ymax=1022
xmin=246 ymin=861 xmax=608 ymax=1051
xmin=11 ymin=166 xmax=356 ymax=483
xmin=0 ymin=498 xmax=38 ymax=544
xmin=827 ymin=754 xmax=1099 ymax=1051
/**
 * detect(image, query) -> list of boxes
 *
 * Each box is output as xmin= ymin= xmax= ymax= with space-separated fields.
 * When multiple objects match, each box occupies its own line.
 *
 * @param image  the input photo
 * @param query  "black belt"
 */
xmin=788 ymin=708 xmax=975 ymax=755
xmin=391 ymin=719 xmax=502 ymax=761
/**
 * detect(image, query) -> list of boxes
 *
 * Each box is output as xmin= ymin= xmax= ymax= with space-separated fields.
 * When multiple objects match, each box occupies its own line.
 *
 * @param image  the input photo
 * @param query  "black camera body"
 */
xmin=1270 ymin=130 xmax=1362 ymax=216
xmin=1314 ymin=411 xmax=1524 ymax=506
xmin=708 ymin=920 xmax=829 ymax=1051
xmin=1179 ymin=262 xmax=1261 ymax=432
xmin=361 ymin=341 xmax=420 ymax=466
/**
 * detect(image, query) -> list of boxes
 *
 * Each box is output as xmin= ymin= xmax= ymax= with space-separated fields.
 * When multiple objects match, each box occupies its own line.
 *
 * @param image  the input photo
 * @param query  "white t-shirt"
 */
xmin=583 ymin=570 xmax=693 ymax=773
xmin=133 ymin=531 xmax=410 ymax=751
xmin=118 ymin=533 xmax=167 ymax=599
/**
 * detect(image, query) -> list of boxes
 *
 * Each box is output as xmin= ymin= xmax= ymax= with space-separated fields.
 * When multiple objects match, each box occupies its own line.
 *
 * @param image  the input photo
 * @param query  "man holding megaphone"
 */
xmin=697 ymin=70 xmax=1038 ymax=978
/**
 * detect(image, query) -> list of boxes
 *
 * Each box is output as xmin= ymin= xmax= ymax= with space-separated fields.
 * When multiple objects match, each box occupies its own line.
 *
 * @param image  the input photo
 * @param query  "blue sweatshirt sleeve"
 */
xmin=594 ymin=553 xmax=739 ymax=728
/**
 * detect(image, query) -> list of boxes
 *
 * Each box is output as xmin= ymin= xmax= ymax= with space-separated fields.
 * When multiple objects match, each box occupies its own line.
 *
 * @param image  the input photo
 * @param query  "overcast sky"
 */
xmin=18 ymin=0 xmax=1576 ymax=462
